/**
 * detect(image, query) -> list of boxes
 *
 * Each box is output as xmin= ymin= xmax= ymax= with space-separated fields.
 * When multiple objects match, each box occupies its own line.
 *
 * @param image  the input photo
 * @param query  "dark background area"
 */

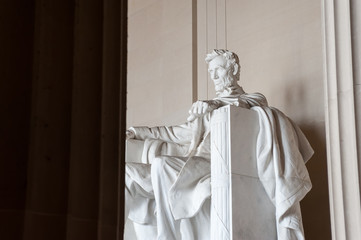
xmin=0 ymin=0 xmax=127 ymax=239
xmin=0 ymin=1 xmax=35 ymax=238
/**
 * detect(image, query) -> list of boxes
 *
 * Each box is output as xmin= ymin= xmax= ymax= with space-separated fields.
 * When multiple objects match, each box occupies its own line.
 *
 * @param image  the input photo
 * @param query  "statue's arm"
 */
xmin=127 ymin=122 xmax=193 ymax=144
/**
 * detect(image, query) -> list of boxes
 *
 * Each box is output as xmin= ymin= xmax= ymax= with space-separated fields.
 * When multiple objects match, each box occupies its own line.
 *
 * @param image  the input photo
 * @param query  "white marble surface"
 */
xmin=124 ymin=139 xmax=145 ymax=240
xmin=323 ymin=1 xmax=361 ymax=238
xmin=125 ymin=139 xmax=144 ymax=163
xmin=211 ymin=105 xmax=276 ymax=240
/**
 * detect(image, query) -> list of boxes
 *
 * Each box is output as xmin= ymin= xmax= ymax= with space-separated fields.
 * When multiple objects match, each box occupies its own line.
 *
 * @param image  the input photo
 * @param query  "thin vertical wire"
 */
xmin=225 ymin=0 xmax=227 ymax=49
xmin=192 ymin=0 xmax=198 ymax=103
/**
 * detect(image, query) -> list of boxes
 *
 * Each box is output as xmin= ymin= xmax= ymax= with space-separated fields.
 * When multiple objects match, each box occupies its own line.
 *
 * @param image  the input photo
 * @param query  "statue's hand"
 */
xmin=126 ymin=129 xmax=135 ymax=139
xmin=187 ymin=100 xmax=218 ymax=122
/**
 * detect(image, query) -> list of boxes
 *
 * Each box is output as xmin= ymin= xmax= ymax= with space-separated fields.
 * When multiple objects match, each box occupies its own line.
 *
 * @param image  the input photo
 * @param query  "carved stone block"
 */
xmin=211 ymin=105 xmax=276 ymax=240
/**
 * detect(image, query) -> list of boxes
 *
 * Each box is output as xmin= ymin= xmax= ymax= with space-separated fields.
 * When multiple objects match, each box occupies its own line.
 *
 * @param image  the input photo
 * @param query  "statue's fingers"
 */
xmin=197 ymin=105 xmax=203 ymax=115
xmin=125 ymin=130 xmax=135 ymax=139
xmin=189 ymin=102 xmax=197 ymax=113
xmin=187 ymin=114 xmax=196 ymax=122
xmin=189 ymin=105 xmax=196 ymax=114
xmin=202 ymin=102 xmax=209 ymax=114
xmin=193 ymin=102 xmax=200 ymax=111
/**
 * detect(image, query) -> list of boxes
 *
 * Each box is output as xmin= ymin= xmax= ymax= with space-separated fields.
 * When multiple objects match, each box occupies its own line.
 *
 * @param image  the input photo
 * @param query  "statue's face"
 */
xmin=208 ymin=56 xmax=231 ymax=93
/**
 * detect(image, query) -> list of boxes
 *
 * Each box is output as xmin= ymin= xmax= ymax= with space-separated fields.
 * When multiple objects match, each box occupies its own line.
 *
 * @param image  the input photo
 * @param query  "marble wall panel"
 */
xmin=127 ymin=0 xmax=194 ymax=127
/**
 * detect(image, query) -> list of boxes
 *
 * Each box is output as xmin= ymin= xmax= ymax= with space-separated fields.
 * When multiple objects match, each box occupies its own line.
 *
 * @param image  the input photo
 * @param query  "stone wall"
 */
xmin=127 ymin=0 xmax=195 ymax=127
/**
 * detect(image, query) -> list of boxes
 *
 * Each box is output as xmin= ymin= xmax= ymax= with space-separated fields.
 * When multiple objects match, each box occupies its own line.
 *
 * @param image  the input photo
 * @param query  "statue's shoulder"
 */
xmin=240 ymin=92 xmax=268 ymax=107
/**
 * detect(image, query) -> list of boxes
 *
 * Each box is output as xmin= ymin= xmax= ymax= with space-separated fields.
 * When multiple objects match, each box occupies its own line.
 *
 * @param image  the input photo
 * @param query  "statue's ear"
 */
xmin=233 ymin=64 xmax=239 ymax=76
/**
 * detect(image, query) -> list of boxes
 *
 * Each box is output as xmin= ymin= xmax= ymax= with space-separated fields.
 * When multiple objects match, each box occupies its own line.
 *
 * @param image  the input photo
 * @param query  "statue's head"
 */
xmin=205 ymin=49 xmax=240 ymax=94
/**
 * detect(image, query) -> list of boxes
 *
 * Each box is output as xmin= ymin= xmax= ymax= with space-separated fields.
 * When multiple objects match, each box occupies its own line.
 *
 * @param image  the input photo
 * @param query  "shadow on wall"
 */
xmin=281 ymin=79 xmax=331 ymax=239
xmin=300 ymin=125 xmax=332 ymax=240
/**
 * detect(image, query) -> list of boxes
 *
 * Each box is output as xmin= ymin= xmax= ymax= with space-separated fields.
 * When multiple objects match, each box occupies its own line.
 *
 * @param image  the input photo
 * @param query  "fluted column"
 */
xmin=322 ymin=0 xmax=361 ymax=239
xmin=350 ymin=0 xmax=361 ymax=196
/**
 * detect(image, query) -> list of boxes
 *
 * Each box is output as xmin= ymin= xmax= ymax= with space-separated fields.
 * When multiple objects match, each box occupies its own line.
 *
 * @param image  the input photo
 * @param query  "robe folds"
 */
xmin=126 ymin=90 xmax=313 ymax=240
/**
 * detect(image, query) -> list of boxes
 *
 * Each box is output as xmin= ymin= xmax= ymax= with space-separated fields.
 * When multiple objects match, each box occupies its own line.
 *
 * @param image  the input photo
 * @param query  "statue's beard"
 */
xmin=215 ymin=75 xmax=235 ymax=95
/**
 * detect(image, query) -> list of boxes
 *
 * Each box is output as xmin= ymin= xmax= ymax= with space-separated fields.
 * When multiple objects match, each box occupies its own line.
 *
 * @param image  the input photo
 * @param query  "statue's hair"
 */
xmin=205 ymin=49 xmax=240 ymax=81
